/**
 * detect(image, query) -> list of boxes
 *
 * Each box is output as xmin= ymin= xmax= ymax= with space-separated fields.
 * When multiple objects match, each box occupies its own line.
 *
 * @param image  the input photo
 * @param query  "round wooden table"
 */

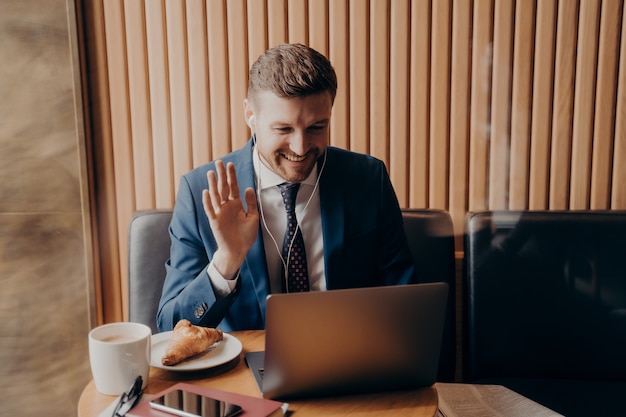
xmin=78 ymin=330 xmax=438 ymax=416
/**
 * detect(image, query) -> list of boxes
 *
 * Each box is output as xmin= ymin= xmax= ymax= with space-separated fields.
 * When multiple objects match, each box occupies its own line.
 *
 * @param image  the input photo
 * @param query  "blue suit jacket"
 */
xmin=157 ymin=139 xmax=417 ymax=331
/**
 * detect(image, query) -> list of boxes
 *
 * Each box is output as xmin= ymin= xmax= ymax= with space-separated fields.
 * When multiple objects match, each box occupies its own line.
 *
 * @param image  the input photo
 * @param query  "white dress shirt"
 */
xmin=208 ymin=146 xmax=326 ymax=295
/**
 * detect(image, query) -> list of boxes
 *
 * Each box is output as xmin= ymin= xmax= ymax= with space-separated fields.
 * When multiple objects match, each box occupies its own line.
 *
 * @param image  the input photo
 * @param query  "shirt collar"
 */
xmin=253 ymin=145 xmax=318 ymax=190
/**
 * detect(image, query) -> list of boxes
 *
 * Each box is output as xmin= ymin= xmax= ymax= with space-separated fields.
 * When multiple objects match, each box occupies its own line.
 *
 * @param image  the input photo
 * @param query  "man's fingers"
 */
xmin=215 ymin=160 xmax=230 ymax=202
xmin=206 ymin=161 xmax=245 ymax=220
xmin=206 ymin=170 xmax=222 ymax=214
xmin=202 ymin=189 xmax=216 ymax=218
xmin=244 ymin=187 xmax=258 ymax=215
xmin=226 ymin=162 xmax=241 ymax=200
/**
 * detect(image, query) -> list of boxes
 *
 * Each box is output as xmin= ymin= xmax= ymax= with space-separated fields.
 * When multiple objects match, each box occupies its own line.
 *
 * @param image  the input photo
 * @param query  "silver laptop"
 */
xmin=245 ymin=282 xmax=448 ymax=400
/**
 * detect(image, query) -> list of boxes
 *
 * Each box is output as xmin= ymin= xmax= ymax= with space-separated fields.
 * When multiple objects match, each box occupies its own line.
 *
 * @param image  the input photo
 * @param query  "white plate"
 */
xmin=150 ymin=331 xmax=242 ymax=371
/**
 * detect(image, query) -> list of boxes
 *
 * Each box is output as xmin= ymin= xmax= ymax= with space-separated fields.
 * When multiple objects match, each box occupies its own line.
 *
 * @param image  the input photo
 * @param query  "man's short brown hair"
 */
xmin=248 ymin=43 xmax=337 ymax=104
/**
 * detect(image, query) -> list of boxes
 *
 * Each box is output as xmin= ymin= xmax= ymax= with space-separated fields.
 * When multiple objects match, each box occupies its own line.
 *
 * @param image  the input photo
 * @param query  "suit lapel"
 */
xmin=319 ymin=148 xmax=345 ymax=290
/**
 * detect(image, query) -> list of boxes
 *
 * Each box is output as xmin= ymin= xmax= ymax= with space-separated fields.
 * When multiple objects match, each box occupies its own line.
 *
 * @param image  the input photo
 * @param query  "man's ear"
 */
xmin=243 ymin=99 xmax=255 ymax=129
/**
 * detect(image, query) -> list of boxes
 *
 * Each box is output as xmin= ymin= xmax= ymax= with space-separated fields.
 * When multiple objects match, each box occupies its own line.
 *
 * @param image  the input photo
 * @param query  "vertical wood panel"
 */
xmin=489 ymin=0 xmax=514 ymax=210
xmin=329 ymin=0 xmax=349 ymax=150
xmin=102 ymin=0 xmax=133 ymax=321
xmin=227 ymin=0 xmax=250 ymax=150
xmin=165 ymin=0 xmax=193 ymax=185
xmin=429 ymin=0 xmax=451 ymax=209
xmin=612 ymin=3 xmax=626 ymax=208
xmin=370 ymin=0 xmax=390 ymax=165
xmin=267 ymin=0 xmax=288 ymax=45
xmin=187 ymin=0 xmax=213 ymax=166
xmin=82 ymin=0 xmax=114 ymax=325
xmin=349 ymin=0 xmax=369 ymax=153
xmin=468 ymin=0 xmax=494 ymax=211
xmin=570 ymin=0 xmax=600 ymax=209
xmin=408 ymin=0 xmax=430 ymax=207
xmin=529 ymin=0 xmax=556 ymax=210
xmin=125 ymin=0 xmax=155 ymax=210
xmin=590 ymin=0 xmax=622 ymax=209
xmin=389 ymin=0 xmax=411 ymax=207
xmin=246 ymin=0 xmax=268 ymax=64
xmin=549 ymin=0 xmax=578 ymax=209
xmin=508 ymin=0 xmax=535 ymax=210
xmin=449 ymin=0 xmax=472 ymax=239
xmin=309 ymin=0 xmax=329 ymax=55
xmin=145 ymin=0 xmax=175 ymax=208
xmin=244 ymin=0 xmax=264 ymax=141
xmin=288 ymin=0 xmax=308 ymax=43
xmin=207 ymin=0 xmax=231 ymax=158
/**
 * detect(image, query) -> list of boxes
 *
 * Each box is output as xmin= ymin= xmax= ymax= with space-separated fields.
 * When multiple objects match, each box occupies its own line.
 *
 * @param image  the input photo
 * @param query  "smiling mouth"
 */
xmin=281 ymin=152 xmax=308 ymax=162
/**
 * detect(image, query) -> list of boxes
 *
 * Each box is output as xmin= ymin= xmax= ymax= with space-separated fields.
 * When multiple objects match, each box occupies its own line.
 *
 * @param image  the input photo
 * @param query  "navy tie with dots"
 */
xmin=278 ymin=182 xmax=310 ymax=292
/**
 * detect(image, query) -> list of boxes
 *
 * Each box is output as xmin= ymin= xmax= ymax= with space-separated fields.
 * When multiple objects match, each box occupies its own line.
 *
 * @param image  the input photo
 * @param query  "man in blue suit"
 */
xmin=157 ymin=44 xmax=416 ymax=332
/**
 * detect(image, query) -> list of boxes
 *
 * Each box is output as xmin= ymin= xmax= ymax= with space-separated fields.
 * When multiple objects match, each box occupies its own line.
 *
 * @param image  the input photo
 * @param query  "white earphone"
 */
xmin=248 ymin=115 xmax=255 ymax=130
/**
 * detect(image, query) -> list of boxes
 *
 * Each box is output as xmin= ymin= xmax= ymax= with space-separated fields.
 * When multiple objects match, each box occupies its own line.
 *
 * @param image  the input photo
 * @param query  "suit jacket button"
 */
xmin=194 ymin=306 xmax=205 ymax=318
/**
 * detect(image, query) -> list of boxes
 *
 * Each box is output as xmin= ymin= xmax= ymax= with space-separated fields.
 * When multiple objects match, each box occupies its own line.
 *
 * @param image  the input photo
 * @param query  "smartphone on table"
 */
xmin=149 ymin=388 xmax=243 ymax=417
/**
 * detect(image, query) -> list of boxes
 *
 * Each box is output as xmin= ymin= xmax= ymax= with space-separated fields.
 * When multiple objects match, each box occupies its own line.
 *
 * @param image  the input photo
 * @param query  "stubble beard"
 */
xmin=261 ymin=148 xmax=321 ymax=183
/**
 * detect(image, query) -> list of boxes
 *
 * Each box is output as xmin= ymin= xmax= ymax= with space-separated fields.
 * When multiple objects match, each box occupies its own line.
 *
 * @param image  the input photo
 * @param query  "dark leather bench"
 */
xmin=402 ymin=209 xmax=457 ymax=382
xmin=463 ymin=211 xmax=626 ymax=416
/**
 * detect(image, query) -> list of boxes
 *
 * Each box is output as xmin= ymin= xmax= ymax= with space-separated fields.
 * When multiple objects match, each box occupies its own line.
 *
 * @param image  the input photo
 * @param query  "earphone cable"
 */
xmin=254 ymin=137 xmax=327 ymax=291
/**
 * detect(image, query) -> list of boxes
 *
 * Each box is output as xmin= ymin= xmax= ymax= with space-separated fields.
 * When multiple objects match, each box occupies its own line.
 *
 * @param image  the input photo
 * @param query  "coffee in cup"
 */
xmin=88 ymin=322 xmax=151 ymax=395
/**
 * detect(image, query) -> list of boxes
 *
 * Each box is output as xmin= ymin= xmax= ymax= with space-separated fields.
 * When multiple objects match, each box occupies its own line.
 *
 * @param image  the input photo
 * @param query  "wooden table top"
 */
xmin=78 ymin=330 xmax=438 ymax=417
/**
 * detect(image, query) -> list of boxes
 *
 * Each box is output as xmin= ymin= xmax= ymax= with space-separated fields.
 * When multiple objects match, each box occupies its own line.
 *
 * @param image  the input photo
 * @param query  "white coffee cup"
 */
xmin=88 ymin=322 xmax=151 ymax=395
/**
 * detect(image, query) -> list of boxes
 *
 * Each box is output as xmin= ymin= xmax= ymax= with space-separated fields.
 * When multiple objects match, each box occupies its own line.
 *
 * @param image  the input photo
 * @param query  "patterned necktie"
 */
xmin=278 ymin=182 xmax=310 ymax=292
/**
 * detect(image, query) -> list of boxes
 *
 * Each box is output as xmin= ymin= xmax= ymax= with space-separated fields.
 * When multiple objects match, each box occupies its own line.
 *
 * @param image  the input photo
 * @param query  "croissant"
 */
xmin=161 ymin=319 xmax=223 ymax=366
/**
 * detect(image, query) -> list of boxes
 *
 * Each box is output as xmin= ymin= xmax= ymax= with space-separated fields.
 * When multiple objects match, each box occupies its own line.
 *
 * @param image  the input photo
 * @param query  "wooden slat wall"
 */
xmin=79 ymin=0 xmax=626 ymax=323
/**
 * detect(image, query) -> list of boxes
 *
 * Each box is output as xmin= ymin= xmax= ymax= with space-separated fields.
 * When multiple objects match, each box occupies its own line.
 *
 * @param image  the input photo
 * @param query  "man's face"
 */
xmin=246 ymin=91 xmax=332 ymax=183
